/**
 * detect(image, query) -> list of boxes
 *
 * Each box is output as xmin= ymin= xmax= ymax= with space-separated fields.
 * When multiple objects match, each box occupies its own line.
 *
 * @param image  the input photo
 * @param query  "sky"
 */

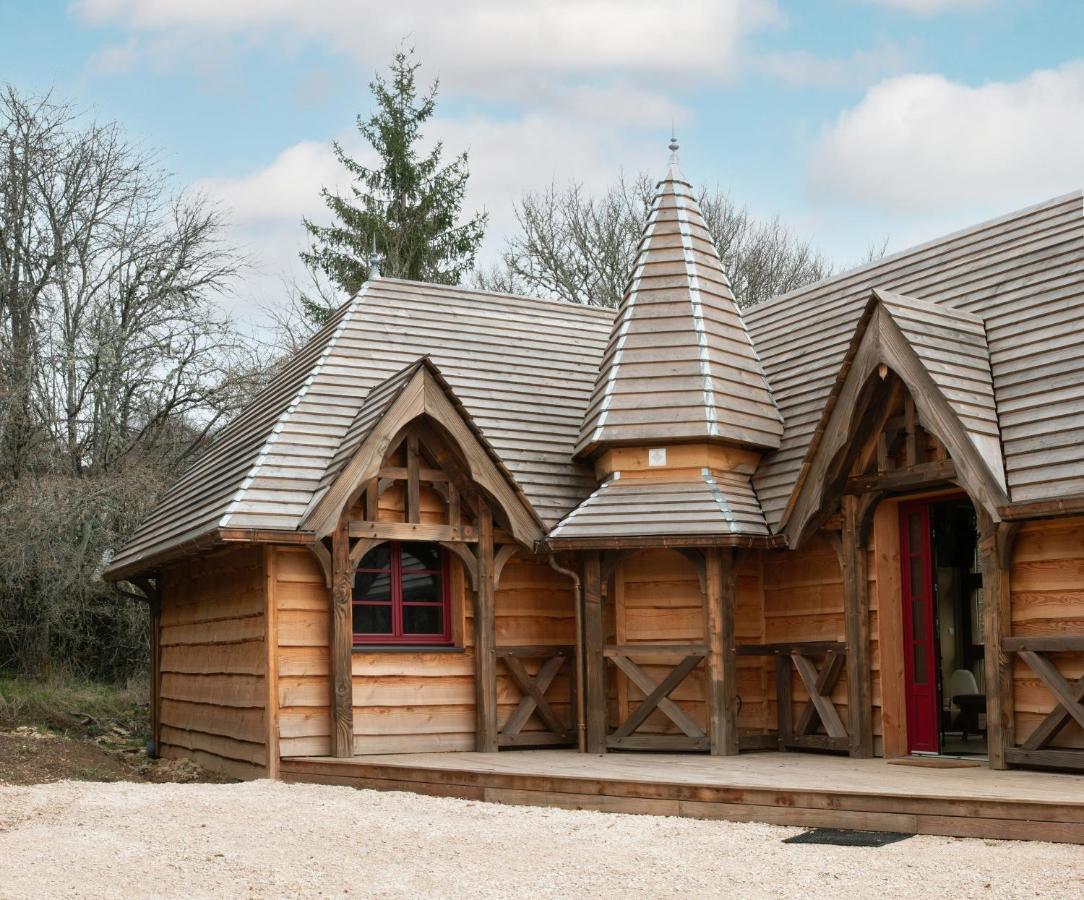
xmin=3 ymin=0 xmax=1083 ymax=329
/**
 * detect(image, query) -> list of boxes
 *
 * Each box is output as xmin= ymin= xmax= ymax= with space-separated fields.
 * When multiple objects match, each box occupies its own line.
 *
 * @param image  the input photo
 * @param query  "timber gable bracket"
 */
xmin=783 ymin=289 xmax=1010 ymax=547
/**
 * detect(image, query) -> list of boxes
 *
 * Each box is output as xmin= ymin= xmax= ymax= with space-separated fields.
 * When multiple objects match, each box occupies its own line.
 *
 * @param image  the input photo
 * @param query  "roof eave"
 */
xmin=540 ymin=533 xmax=786 ymax=552
xmin=103 ymin=526 xmax=316 ymax=583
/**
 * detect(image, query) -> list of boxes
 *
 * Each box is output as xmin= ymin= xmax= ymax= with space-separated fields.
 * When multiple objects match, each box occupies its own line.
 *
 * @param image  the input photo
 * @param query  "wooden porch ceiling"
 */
xmin=280 ymin=749 xmax=1084 ymax=844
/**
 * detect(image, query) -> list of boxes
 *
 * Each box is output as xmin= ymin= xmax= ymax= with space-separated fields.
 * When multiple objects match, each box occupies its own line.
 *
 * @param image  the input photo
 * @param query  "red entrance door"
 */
xmin=899 ymin=500 xmax=940 ymax=753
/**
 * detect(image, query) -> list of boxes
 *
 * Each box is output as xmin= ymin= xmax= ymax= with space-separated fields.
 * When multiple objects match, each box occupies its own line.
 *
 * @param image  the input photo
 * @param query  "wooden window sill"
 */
xmin=352 ymin=645 xmax=466 ymax=654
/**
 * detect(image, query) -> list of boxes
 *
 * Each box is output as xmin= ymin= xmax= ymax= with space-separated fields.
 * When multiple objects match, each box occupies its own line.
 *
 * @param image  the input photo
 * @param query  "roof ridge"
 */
xmin=748 ymin=190 xmax=1084 ymax=321
xmin=371 ymin=277 xmax=617 ymax=317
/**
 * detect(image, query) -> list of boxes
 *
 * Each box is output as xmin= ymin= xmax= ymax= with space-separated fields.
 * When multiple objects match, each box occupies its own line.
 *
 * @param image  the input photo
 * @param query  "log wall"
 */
xmin=157 ymin=545 xmax=269 ymax=779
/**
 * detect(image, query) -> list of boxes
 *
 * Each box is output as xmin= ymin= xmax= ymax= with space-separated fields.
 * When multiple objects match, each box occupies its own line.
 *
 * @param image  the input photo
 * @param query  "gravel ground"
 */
xmin=0 ymin=780 xmax=1080 ymax=899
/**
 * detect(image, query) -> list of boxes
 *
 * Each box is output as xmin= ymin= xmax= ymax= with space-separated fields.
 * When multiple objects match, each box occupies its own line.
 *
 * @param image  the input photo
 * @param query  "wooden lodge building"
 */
xmin=104 ymin=146 xmax=1084 ymax=841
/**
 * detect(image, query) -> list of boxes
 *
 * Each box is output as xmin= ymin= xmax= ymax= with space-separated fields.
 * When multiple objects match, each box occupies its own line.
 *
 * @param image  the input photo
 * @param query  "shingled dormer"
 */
xmin=574 ymin=141 xmax=782 ymax=461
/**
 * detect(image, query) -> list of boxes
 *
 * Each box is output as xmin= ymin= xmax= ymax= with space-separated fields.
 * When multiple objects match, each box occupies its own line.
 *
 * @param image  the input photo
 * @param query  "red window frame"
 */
xmin=352 ymin=542 xmax=451 ymax=646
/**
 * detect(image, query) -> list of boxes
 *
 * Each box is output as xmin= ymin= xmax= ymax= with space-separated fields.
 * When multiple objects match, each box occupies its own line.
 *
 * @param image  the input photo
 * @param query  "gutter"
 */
xmin=547 ymin=554 xmax=586 ymax=753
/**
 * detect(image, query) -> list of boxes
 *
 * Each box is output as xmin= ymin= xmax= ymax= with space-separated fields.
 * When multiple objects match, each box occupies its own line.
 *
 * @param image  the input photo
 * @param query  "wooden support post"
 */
xmin=406 ymin=432 xmax=421 ymax=524
xmin=329 ymin=520 xmax=354 ymax=758
xmin=842 ymin=495 xmax=874 ymax=758
xmin=264 ymin=546 xmax=281 ymax=779
xmin=706 ymin=548 xmax=738 ymax=756
xmin=133 ymin=576 xmax=162 ymax=758
xmin=776 ymin=655 xmax=792 ymax=750
xmin=149 ymin=589 xmax=162 ymax=758
xmin=979 ymin=513 xmax=1017 ymax=770
xmin=582 ymin=551 xmax=606 ymax=754
xmin=473 ymin=503 xmax=498 ymax=752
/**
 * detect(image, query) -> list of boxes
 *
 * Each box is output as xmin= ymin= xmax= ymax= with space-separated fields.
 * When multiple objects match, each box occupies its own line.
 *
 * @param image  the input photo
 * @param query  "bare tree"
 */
xmin=0 ymin=86 xmax=251 ymax=480
xmin=0 ymin=85 xmax=258 ymax=678
xmin=477 ymin=173 xmax=832 ymax=309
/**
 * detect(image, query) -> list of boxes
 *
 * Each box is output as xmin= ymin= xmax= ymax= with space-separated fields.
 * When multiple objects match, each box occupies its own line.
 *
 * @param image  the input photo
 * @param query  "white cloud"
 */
xmin=808 ymin=62 xmax=1084 ymax=212
xmin=74 ymin=0 xmax=783 ymax=95
xmin=854 ymin=0 xmax=990 ymax=14
xmin=198 ymin=109 xmax=665 ymax=324
xmin=753 ymin=41 xmax=910 ymax=87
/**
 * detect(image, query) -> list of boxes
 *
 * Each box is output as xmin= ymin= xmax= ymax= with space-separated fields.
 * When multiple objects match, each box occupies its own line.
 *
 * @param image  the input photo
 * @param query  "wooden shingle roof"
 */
xmin=746 ymin=191 xmax=1084 ymax=531
xmin=106 ymin=189 xmax=1084 ymax=577
xmin=574 ymin=152 xmax=782 ymax=458
xmin=547 ymin=470 xmax=769 ymax=543
xmin=874 ymin=289 xmax=1005 ymax=490
xmin=106 ymin=281 xmax=612 ymax=577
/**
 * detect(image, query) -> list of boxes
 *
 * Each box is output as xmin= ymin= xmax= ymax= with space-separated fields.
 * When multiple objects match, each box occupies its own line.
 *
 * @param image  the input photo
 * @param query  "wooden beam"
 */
xmin=447 ymin=482 xmax=460 ymax=528
xmin=133 ymin=576 xmax=162 ymax=758
xmin=978 ymin=513 xmax=1017 ymax=770
xmin=348 ymin=521 xmax=477 ymax=543
xmin=791 ymin=654 xmax=848 ymax=740
xmin=582 ymin=551 xmax=606 ymax=754
xmin=406 ymin=432 xmax=421 ymax=524
xmin=543 ymin=533 xmax=786 ymax=552
xmin=776 ymin=655 xmax=793 ymax=750
xmin=263 ymin=546 xmax=280 ymax=779
xmin=493 ymin=544 xmax=519 ymax=588
xmin=1003 ymin=636 xmax=1084 ymax=653
xmin=609 ymin=654 xmax=705 ymax=740
xmin=903 ymin=394 xmax=917 ymax=467
xmin=705 ymin=548 xmax=738 ymax=756
xmin=842 ymin=495 xmax=874 ymax=758
xmin=329 ymin=520 xmax=354 ymax=758
xmin=473 ymin=504 xmax=498 ymax=752
xmin=844 ymin=458 xmax=956 ymax=495
xmin=608 ymin=653 xmax=705 ymax=740
xmin=364 ymin=479 xmax=379 ymax=521
xmin=377 ymin=465 xmax=448 ymax=484
xmin=603 ymin=644 xmax=709 ymax=659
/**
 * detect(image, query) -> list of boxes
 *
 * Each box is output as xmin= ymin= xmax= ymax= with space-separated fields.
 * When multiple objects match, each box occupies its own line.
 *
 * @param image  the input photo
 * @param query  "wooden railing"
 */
xmin=603 ymin=644 xmax=709 ymax=751
xmin=1003 ymin=636 xmax=1084 ymax=771
xmin=496 ymin=645 xmax=577 ymax=748
xmin=737 ymin=641 xmax=850 ymax=753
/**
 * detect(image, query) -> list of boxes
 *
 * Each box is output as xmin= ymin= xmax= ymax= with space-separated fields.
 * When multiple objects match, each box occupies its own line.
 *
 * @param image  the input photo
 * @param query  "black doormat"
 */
xmin=783 ymin=828 xmax=913 ymax=847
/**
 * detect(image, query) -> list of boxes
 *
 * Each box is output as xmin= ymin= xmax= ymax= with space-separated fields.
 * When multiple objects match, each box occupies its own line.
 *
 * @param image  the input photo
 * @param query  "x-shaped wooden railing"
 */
xmin=737 ymin=641 xmax=850 ymax=753
xmin=496 ymin=645 xmax=576 ymax=747
xmin=604 ymin=644 xmax=709 ymax=751
xmin=1004 ymin=636 xmax=1084 ymax=771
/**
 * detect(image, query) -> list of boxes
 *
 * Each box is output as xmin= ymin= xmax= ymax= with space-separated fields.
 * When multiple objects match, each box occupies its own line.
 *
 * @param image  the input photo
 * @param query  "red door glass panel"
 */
xmin=899 ymin=501 xmax=940 ymax=753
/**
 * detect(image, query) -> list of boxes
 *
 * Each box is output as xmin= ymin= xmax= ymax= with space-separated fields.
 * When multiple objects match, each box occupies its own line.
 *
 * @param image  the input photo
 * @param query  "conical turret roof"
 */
xmin=575 ymin=144 xmax=782 ymax=457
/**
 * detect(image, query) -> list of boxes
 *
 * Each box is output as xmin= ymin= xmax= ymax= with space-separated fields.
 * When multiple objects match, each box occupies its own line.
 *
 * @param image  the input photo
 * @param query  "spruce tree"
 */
xmin=300 ymin=50 xmax=486 ymax=324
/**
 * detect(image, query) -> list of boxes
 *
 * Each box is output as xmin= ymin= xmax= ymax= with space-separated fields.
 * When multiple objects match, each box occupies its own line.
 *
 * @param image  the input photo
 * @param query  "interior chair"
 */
xmin=948 ymin=668 xmax=985 ymax=741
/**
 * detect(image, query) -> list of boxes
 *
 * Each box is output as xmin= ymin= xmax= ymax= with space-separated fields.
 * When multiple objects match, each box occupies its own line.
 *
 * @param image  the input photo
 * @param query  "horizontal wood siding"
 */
xmin=762 ymin=535 xmax=849 ymax=732
xmin=496 ymin=553 xmax=577 ymax=742
xmin=275 ymin=537 xmax=577 ymax=757
xmin=611 ymin=549 xmax=766 ymax=737
xmin=158 ymin=545 xmax=267 ymax=779
xmin=1011 ymin=516 xmax=1084 ymax=750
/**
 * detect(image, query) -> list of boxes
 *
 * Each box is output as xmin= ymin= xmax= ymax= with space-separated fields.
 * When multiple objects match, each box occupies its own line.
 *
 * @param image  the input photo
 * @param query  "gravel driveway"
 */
xmin=0 ymin=780 xmax=1080 ymax=899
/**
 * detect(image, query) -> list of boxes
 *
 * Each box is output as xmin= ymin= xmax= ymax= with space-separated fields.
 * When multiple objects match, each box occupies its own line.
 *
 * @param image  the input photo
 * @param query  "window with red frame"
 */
xmin=352 ymin=542 xmax=451 ymax=645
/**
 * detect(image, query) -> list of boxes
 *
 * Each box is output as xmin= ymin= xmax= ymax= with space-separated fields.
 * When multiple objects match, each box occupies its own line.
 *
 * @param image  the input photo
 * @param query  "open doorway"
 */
xmin=899 ymin=495 xmax=986 ymax=757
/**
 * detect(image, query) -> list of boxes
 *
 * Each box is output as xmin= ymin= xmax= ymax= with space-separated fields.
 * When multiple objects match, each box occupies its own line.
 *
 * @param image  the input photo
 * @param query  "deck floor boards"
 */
xmin=280 ymin=749 xmax=1084 ymax=843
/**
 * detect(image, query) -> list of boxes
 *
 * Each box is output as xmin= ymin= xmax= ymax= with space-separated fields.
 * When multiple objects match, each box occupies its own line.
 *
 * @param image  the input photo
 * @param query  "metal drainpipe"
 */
xmin=547 ymin=553 xmax=586 ymax=753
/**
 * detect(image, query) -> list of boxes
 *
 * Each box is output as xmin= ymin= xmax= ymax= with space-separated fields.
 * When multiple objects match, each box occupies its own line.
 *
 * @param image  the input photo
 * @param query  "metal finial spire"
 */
xmin=368 ymin=233 xmax=381 ymax=280
xmin=668 ymin=121 xmax=679 ymax=154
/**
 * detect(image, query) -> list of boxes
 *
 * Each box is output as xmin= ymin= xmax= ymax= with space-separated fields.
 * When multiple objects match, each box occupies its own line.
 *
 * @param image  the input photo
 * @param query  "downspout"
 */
xmin=548 ymin=553 xmax=585 ymax=752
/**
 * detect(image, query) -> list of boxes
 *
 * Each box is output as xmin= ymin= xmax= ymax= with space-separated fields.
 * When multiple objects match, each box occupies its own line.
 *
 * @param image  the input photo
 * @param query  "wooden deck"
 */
xmin=280 ymin=750 xmax=1084 ymax=844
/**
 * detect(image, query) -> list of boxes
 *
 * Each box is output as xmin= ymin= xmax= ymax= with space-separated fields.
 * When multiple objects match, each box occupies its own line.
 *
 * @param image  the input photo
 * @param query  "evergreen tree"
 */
xmin=300 ymin=49 xmax=486 ymax=324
